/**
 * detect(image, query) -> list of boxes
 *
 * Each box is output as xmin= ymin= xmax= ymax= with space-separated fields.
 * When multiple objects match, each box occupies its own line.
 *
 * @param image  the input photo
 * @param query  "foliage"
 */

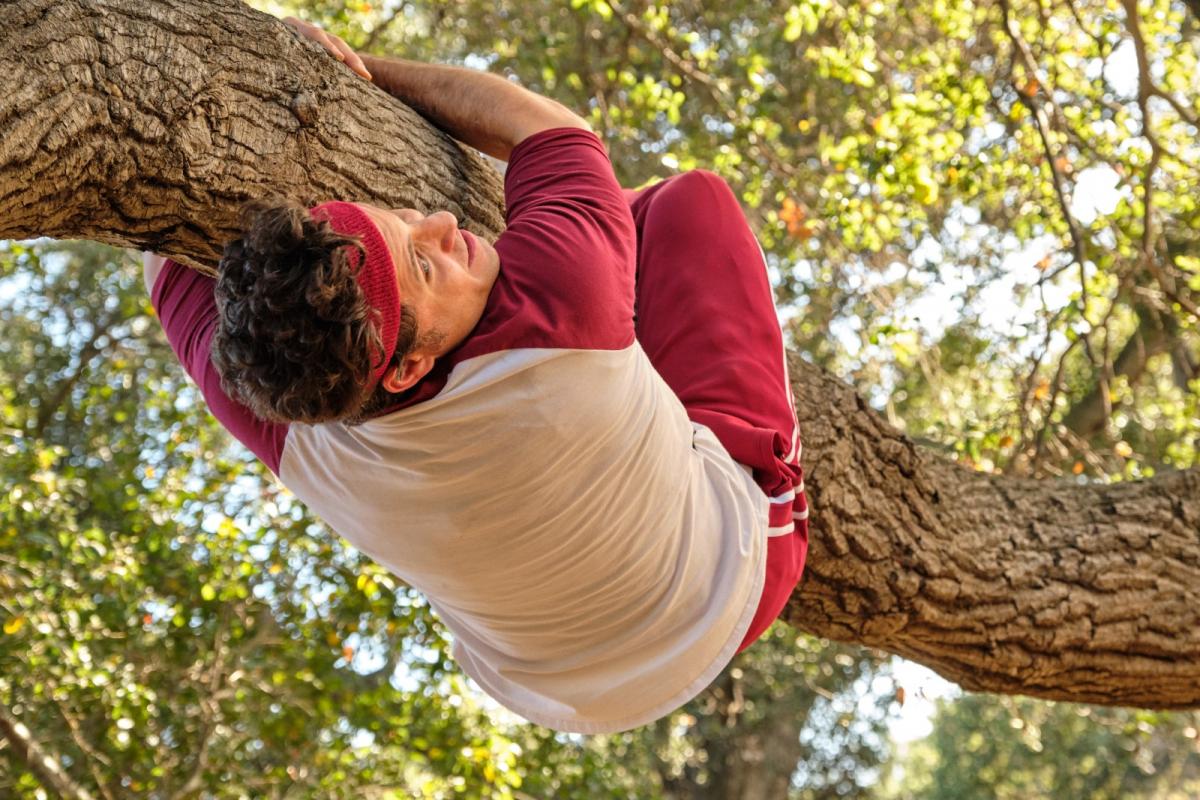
xmin=881 ymin=694 xmax=1200 ymax=800
xmin=0 ymin=241 xmax=888 ymax=797
xmin=3 ymin=0 xmax=1199 ymax=796
xmin=0 ymin=244 xmax=524 ymax=798
xmin=318 ymin=0 xmax=1199 ymax=482
xmin=508 ymin=629 xmax=892 ymax=799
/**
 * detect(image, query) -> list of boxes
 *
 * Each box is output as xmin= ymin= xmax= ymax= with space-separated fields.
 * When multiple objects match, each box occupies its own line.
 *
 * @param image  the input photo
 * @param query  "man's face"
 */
xmin=356 ymin=203 xmax=501 ymax=386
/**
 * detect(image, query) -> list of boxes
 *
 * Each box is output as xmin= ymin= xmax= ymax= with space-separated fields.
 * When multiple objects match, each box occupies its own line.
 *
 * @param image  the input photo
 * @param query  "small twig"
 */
xmin=804 ymin=674 xmax=837 ymax=701
xmin=359 ymin=2 xmax=406 ymax=52
xmin=1013 ymin=286 xmax=1073 ymax=474
xmin=1121 ymin=0 xmax=1200 ymax=321
xmin=605 ymin=0 xmax=803 ymax=181
xmin=1061 ymin=426 xmax=1111 ymax=474
xmin=169 ymin=614 xmax=233 ymax=800
xmin=0 ymin=703 xmax=96 ymax=800
xmin=1001 ymin=0 xmax=1103 ymax=387
xmin=1119 ymin=0 xmax=1199 ymax=131
xmin=32 ymin=314 xmax=120 ymax=438
xmin=576 ymin=9 xmax=616 ymax=143
xmin=51 ymin=696 xmax=117 ymax=800
xmin=1031 ymin=332 xmax=1087 ymax=472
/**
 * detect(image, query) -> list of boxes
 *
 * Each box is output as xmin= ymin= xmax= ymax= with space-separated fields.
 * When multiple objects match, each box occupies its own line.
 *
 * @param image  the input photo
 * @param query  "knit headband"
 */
xmin=309 ymin=201 xmax=401 ymax=392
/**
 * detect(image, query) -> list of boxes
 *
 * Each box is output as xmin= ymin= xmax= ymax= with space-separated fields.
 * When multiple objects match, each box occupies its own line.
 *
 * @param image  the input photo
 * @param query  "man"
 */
xmin=143 ymin=17 xmax=807 ymax=734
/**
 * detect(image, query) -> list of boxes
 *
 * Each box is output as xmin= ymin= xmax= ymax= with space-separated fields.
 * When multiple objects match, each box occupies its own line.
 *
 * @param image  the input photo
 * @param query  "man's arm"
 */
xmin=360 ymin=56 xmax=590 ymax=162
xmin=283 ymin=17 xmax=589 ymax=162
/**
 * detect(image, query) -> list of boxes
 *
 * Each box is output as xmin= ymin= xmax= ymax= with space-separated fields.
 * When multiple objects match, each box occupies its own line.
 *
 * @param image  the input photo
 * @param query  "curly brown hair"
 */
xmin=211 ymin=199 xmax=419 ymax=425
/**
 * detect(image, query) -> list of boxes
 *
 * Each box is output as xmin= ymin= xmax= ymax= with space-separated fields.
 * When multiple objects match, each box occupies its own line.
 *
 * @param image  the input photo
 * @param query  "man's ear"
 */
xmin=380 ymin=353 xmax=436 ymax=394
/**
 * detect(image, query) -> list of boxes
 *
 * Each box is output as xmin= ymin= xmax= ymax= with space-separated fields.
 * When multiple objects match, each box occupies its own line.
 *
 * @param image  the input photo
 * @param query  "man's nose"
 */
xmin=420 ymin=211 xmax=459 ymax=249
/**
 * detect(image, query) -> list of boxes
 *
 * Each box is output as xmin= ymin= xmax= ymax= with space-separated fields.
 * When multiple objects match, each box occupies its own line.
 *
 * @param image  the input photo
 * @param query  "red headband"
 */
xmin=309 ymin=201 xmax=401 ymax=392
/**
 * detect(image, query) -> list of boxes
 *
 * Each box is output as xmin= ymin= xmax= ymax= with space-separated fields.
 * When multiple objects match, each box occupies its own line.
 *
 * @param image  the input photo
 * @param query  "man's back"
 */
xmin=281 ymin=341 xmax=767 ymax=733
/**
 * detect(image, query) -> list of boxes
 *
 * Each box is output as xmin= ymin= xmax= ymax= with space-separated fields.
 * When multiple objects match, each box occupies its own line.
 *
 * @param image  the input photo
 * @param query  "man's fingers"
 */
xmin=283 ymin=16 xmax=372 ymax=81
xmin=343 ymin=49 xmax=373 ymax=81
xmin=314 ymin=29 xmax=344 ymax=60
xmin=328 ymin=35 xmax=372 ymax=80
xmin=284 ymin=16 xmax=334 ymax=54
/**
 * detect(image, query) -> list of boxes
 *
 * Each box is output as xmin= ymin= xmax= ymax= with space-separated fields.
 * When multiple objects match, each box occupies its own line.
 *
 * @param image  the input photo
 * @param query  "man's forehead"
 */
xmin=358 ymin=204 xmax=406 ymax=254
xmin=358 ymin=203 xmax=402 ymax=236
xmin=356 ymin=203 xmax=421 ymax=286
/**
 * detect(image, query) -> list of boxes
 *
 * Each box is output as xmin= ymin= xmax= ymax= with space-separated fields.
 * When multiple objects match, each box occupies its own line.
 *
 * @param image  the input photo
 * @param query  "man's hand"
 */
xmin=283 ymin=16 xmax=372 ymax=81
xmin=282 ymin=16 xmax=588 ymax=162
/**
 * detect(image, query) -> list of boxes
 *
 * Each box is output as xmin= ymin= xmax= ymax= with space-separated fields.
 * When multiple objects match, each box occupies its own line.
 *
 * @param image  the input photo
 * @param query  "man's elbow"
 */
xmin=546 ymin=99 xmax=592 ymax=133
xmin=506 ymin=101 xmax=596 ymax=156
xmin=541 ymin=100 xmax=593 ymax=138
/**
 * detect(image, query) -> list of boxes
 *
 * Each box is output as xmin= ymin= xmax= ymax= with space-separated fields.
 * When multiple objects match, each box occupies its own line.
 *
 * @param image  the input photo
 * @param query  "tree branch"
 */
xmin=359 ymin=2 xmax=406 ymax=53
xmin=1000 ymin=0 xmax=1105 ymax=396
xmin=0 ymin=703 xmax=97 ymax=800
xmin=32 ymin=315 xmax=119 ymax=438
xmin=604 ymin=0 xmax=804 ymax=182
xmin=0 ymin=0 xmax=505 ymax=272
xmin=1120 ymin=0 xmax=1200 ymax=325
xmin=50 ymin=697 xmax=117 ymax=800
xmin=1186 ymin=0 xmax=1200 ymax=24
xmin=1062 ymin=303 xmax=1177 ymax=438
xmin=786 ymin=353 xmax=1200 ymax=708
xmin=1 ymin=0 xmax=1197 ymax=710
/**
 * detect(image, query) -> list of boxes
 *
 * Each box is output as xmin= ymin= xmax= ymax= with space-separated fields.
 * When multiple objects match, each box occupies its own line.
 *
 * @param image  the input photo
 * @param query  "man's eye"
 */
xmin=420 ymin=256 xmax=432 ymax=276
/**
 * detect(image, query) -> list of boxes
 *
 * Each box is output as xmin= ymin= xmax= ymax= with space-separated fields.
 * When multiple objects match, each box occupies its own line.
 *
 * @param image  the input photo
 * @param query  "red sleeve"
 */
xmin=151 ymin=261 xmax=289 ymax=475
xmin=453 ymin=127 xmax=637 ymax=362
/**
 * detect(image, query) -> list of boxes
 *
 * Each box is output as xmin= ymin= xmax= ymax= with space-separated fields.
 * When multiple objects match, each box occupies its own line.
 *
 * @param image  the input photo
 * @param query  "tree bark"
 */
xmin=1 ymin=0 xmax=1197 ymax=709
xmin=0 ymin=0 xmax=504 ymax=273
xmin=787 ymin=351 xmax=1200 ymax=709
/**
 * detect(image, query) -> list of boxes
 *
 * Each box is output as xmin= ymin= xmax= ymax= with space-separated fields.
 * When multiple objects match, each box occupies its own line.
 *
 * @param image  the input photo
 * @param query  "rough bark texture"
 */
xmin=0 ymin=0 xmax=504 ymax=273
xmin=787 ymin=352 xmax=1200 ymax=708
xmin=2 ymin=0 xmax=1198 ymax=709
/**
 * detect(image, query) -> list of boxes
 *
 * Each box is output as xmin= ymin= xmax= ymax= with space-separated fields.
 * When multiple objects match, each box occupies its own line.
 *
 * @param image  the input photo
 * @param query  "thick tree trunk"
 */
xmin=0 ymin=0 xmax=504 ymax=273
xmin=787 ymin=352 xmax=1200 ymax=708
xmin=2 ymin=0 xmax=1197 ymax=709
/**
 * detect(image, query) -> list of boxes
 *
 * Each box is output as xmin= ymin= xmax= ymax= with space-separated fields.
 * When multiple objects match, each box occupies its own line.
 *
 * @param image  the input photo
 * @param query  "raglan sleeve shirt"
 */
xmin=148 ymin=126 xmax=636 ymax=474
xmin=451 ymin=126 xmax=637 ymax=361
xmin=150 ymin=127 xmax=768 ymax=734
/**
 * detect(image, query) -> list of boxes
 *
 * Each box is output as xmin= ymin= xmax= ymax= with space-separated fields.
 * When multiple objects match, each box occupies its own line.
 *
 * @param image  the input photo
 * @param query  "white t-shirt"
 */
xmin=281 ymin=345 xmax=767 ymax=733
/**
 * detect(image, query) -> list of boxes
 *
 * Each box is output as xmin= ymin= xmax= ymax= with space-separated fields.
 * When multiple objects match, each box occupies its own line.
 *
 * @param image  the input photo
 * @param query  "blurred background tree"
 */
xmin=880 ymin=696 xmax=1200 ymax=799
xmin=2 ymin=0 xmax=1198 ymax=796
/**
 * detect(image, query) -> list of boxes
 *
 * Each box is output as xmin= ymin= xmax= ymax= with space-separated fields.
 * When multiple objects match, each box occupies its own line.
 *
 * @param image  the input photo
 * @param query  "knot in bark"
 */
xmin=291 ymin=92 xmax=319 ymax=127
